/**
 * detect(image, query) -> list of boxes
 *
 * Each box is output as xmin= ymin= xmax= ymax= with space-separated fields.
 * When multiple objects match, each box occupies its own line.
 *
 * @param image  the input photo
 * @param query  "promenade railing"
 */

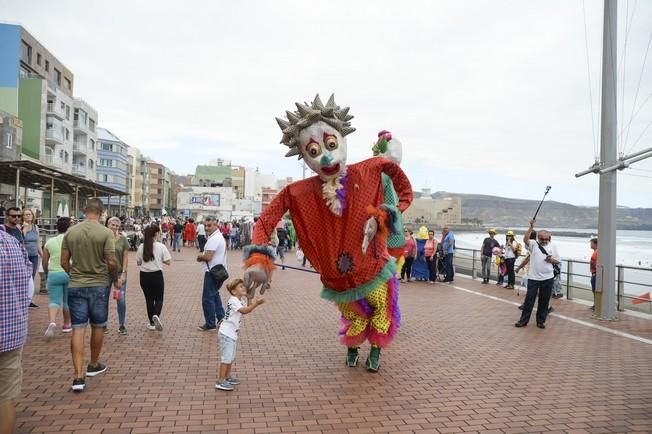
xmin=453 ymin=247 xmax=652 ymax=315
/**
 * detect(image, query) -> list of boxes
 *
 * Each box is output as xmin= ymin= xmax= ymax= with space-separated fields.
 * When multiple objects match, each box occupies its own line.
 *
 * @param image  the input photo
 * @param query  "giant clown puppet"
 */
xmin=244 ymin=94 xmax=412 ymax=371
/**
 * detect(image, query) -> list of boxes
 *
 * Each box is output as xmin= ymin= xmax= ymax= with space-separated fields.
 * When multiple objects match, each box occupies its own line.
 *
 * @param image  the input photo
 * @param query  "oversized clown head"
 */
xmin=276 ymin=94 xmax=355 ymax=181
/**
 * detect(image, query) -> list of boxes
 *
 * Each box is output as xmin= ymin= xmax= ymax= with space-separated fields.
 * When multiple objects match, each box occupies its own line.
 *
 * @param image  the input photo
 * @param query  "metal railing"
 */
xmin=452 ymin=247 xmax=652 ymax=314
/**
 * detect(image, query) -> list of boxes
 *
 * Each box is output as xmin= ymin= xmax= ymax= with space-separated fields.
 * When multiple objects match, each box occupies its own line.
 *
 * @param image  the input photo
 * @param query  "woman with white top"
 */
xmin=503 ymin=230 xmax=518 ymax=289
xmin=136 ymin=224 xmax=171 ymax=331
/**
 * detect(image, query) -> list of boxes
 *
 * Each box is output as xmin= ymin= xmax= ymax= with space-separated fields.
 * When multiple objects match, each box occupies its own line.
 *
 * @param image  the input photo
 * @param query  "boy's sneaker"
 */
xmin=45 ymin=322 xmax=57 ymax=338
xmin=119 ymin=326 xmax=128 ymax=335
xmin=215 ymin=380 xmax=234 ymax=391
xmin=62 ymin=324 xmax=72 ymax=333
xmin=225 ymin=377 xmax=240 ymax=385
xmin=71 ymin=378 xmax=86 ymax=392
xmin=147 ymin=323 xmax=156 ymax=331
xmin=197 ymin=324 xmax=216 ymax=332
xmin=152 ymin=315 xmax=163 ymax=331
xmin=86 ymin=362 xmax=107 ymax=377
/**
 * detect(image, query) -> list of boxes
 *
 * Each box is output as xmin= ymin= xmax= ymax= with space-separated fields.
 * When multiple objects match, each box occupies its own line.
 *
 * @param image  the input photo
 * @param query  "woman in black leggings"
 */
xmin=137 ymin=224 xmax=172 ymax=331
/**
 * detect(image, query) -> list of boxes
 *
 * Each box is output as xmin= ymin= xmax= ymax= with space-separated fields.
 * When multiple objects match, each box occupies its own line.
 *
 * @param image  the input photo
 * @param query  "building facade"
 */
xmin=147 ymin=161 xmax=167 ymax=217
xmin=96 ymin=127 xmax=128 ymax=214
xmin=176 ymin=186 xmax=235 ymax=221
xmin=403 ymin=190 xmax=462 ymax=227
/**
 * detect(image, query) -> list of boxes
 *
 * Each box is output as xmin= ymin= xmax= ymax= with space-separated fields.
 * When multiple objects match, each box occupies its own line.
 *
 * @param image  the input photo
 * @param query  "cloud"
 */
xmin=3 ymin=0 xmax=652 ymax=207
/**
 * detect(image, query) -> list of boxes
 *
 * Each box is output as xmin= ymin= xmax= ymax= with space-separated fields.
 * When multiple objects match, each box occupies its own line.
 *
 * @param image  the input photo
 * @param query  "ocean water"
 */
xmin=452 ymin=230 xmax=652 ymax=300
xmin=454 ymin=230 xmax=652 ymax=268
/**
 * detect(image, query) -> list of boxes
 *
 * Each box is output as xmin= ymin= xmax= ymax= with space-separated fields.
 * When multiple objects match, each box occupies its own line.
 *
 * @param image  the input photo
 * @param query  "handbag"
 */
xmin=208 ymin=240 xmax=229 ymax=284
xmin=209 ymin=264 xmax=229 ymax=284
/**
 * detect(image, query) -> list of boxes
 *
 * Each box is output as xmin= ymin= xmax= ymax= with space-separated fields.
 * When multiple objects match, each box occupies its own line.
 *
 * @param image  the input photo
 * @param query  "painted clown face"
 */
xmin=299 ymin=121 xmax=348 ymax=181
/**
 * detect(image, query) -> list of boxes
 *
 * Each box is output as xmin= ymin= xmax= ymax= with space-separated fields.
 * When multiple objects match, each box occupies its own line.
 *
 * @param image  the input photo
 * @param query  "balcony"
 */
xmin=46 ymin=103 xmax=65 ymax=120
xmin=73 ymin=118 xmax=89 ymax=133
xmin=73 ymin=140 xmax=87 ymax=155
xmin=72 ymin=164 xmax=87 ymax=176
xmin=44 ymin=154 xmax=63 ymax=169
xmin=45 ymin=128 xmax=64 ymax=144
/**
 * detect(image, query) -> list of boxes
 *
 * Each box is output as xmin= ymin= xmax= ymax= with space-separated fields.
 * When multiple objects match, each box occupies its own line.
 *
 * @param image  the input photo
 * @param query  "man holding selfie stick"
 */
xmin=515 ymin=219 xmax=560 ymax=329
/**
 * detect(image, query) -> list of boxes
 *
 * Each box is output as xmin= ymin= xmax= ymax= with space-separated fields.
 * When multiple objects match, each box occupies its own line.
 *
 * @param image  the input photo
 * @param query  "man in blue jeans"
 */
xmin=441 ymin=225 xmax=456 ymax=283
xmin=196 ymin=216 xmax=227 ymax=331
xmin=61 ymin=198 xmax=119 ymax=392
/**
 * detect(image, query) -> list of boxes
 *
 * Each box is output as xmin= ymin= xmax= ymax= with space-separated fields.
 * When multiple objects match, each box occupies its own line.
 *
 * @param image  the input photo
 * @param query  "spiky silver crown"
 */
xmin=276 ymin=94 xmax=355 ymax=158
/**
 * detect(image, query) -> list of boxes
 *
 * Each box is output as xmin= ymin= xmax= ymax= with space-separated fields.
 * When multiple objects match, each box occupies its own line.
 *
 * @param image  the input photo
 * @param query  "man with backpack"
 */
xmin=515 ymin=220 xmax=560 ymax=329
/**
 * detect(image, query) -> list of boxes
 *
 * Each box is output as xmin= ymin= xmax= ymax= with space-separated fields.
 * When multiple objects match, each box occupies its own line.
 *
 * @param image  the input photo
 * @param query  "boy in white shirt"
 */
xmin=215 ymin=278 xmax=264 ymax=391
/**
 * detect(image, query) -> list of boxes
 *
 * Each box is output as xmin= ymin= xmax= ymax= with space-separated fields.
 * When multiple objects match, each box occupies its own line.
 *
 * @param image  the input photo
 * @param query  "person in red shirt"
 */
xmin=590 ymin=238 xmax=598 ymax=310
xmin=244 ymin=94 xmax=413 ymax=372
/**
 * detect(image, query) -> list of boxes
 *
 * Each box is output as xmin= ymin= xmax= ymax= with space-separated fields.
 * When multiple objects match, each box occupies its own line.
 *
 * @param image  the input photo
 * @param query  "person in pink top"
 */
xmin=424 ymin=230 xmax=438 ymax=284
xmin=400 ymin=229 xmax=417 ymax=282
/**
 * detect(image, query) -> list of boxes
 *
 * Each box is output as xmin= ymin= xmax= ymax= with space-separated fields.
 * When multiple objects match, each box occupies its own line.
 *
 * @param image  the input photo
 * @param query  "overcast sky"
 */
xmin=2 ymin=0 xmax=652 ymax=207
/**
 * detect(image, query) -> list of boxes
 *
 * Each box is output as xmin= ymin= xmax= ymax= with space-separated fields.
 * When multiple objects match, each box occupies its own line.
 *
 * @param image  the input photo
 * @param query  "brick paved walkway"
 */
xmin=17 ymin=247 xmax=652 ymax=434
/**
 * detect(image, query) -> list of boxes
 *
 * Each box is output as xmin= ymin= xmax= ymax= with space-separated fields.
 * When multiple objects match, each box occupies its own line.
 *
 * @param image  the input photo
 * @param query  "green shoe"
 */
xmin=366 ymin=346 xmax=381 ymax=372
xmin=346 ymin=347 xmax=359 ymax=367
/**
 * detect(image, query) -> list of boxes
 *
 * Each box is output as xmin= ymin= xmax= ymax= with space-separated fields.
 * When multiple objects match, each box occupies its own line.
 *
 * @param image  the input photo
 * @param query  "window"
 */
xmin=59 ymin=150 xmax=64 ymax=159
xmin=37 ymin=53 xmax=42 ymax=65
xmin=89 ymin=159 xmax=94 ymax=169
xmin=54 ymin=68 xmax=61 ymax=86
xmin=65 ymin=78 xmax=72 ymax=91
xmin=102 ymin=143 xmax=113 ymax=152
xmin=45 ymin=60 xmax=49 ymax=71
xmin=89 ymin=118 xmax=95 ymax=132
xmin=66 ymin=105 xmax=70 ymax=120
xmin=6 ymin=133 xmax=13 ymax=150
xmin=64 ymin=128 xmax=70 ymax=141
xmin=90 ymin=139 xmax=95 ymax=150
xmin=64 ymin=151 xmax=69 ymax=163
xmin=21 ymin=41 xmax=32 ymax=63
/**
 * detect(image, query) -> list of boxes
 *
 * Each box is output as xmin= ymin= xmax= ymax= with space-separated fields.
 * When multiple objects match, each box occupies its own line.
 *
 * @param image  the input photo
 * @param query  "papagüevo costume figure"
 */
xmin=244 ymin=94 xmax=412 ymax=371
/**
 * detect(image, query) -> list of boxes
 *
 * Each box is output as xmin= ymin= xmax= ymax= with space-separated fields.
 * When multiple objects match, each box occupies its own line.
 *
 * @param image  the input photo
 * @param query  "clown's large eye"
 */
xmin=324 ymin=135 xmax=338 ymax=151
xmin=305 ymin=140 xmax=321 ymax=158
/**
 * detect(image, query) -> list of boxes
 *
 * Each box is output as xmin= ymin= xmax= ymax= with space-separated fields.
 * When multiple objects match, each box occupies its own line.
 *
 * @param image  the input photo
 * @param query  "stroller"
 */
xmin=127 ymin=232 xmax=140 ymax=251
xmin=435 ymin=244 xmax=447 ymax=282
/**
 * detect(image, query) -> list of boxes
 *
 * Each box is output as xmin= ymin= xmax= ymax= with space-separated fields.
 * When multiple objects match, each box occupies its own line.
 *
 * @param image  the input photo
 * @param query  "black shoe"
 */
xmin=518 ymin=304 xmax=524 ymax=310
xmin=537 ymin=323 xmax=546 ymax=329
xmin=86 ymin=362 xmax=107 ymax=377
xmin=197 ymin=325 xmax=217 ymax=332
xmin=548 ymin=306 xmax=554 ymax=313
xmin=71 ymin=378 xmax=86 ymax=392
xmin=29 ymin=302 xmax=39 ymax=308
xmin=514 ymin=322 xmax=527 ymax=328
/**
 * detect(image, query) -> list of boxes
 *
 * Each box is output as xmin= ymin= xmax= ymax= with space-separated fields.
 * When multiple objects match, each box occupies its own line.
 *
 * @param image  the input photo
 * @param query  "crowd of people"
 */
xmin=0 ymin=198 xmax=604 ymax=431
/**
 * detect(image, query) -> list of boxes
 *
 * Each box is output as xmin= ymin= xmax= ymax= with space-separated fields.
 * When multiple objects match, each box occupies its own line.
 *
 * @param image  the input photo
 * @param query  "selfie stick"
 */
xmin=532 ymin=186 xmax=551 ymax=220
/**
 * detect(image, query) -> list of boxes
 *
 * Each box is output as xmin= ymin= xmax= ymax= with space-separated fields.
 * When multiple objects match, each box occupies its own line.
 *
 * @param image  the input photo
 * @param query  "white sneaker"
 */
xmin=45 ymin=322 xmax=57 ymax=338
xmin=152 ymin=315 xmax=163 ymax=331
xmin=146 ymin=323 xmax=156 ymax=331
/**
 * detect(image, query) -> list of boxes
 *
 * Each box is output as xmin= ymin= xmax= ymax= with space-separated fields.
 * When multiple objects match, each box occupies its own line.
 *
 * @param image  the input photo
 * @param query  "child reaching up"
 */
xmin=215 ymin=278 xmax=265 ymax=391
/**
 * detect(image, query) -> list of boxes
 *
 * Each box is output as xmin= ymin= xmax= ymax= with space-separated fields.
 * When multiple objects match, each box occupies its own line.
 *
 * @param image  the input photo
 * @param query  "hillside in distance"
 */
xmin=429 ymin=191 xmax=652 ymax=230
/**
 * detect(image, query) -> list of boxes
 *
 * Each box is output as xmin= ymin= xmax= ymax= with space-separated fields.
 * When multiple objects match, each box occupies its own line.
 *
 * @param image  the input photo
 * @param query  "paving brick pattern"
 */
xmin=17 ymin=247 xmax=652 ymax=433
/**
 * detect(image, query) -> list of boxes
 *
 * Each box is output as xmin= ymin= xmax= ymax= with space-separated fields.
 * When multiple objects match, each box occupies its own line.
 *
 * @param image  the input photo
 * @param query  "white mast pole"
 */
xmin=596 ymin=0 xmax=618 ymax=320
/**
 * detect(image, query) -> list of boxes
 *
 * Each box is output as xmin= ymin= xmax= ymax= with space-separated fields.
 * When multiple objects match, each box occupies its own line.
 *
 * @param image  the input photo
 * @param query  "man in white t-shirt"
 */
xmin=196 ymin=216 xmax=227 ymax=331
xmin=515 ymin=219 xmax=560 ymax=329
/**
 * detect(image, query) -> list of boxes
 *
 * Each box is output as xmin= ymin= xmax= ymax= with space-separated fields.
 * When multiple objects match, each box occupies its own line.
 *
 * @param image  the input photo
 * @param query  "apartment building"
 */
xmin=72 ymin=98 xmax=98 ymax=180
xmin=0 ymin=23 xmax=98 ymax=180
xmin=147 ymin=161 xmax=169 ymax=217
xmin=96 ymin=127 xmax=129 ymax=214
xmin=127 ymin=146 xmax=150 ymax=215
